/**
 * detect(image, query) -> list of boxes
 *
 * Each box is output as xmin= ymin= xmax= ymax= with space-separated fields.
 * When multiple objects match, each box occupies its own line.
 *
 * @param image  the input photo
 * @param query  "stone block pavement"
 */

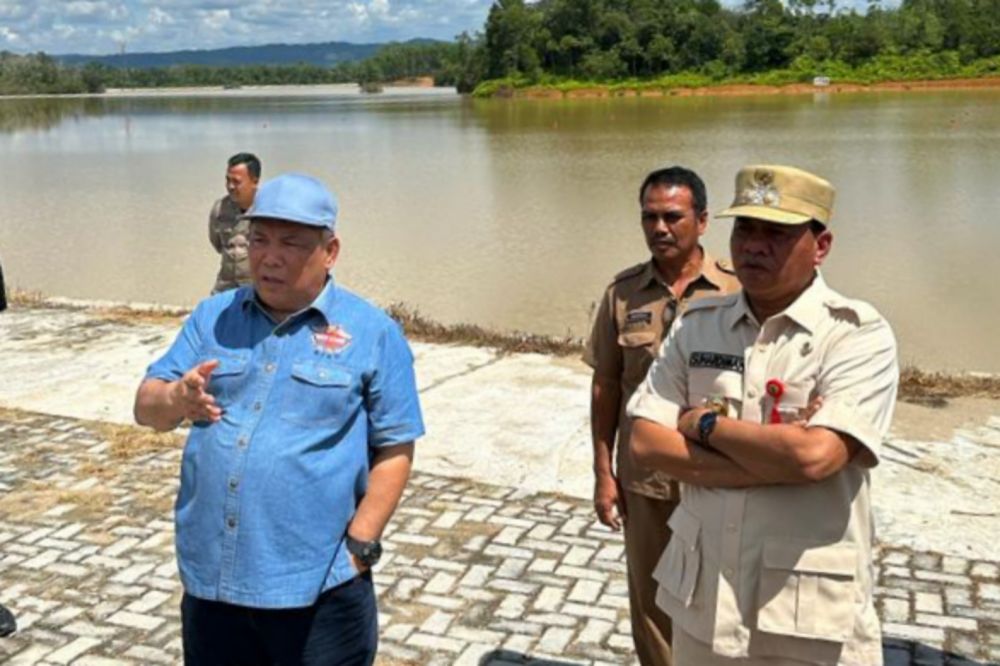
xmin=0 ymin=410 xmax=999 ymax=665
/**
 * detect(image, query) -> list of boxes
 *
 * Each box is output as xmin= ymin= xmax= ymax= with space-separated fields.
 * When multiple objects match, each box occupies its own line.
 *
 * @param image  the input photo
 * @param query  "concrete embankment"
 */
xmin=1 ymin=299 xmax=998 ymax=560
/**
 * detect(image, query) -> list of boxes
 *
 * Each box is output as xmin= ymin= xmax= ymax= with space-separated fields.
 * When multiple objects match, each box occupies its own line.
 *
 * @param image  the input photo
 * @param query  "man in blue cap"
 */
xmin=134 ymin=173 xmax=424 ymax=666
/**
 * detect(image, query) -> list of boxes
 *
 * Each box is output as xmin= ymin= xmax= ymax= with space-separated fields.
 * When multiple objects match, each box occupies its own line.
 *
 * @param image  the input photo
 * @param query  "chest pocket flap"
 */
xmin=289 ymin=362 xmax=352 ymax=387
xmin=618 ymin=330 xmax=657 ymax=348
xmin=211 ymin=352 xmax=250 ymax=377
xmin=282 ymin=362 xmax=354 ymax=428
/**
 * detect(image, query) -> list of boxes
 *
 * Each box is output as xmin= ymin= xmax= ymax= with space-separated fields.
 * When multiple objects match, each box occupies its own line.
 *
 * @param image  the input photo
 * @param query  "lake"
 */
xmin=0 ymin=84 xmax=997 ymax=372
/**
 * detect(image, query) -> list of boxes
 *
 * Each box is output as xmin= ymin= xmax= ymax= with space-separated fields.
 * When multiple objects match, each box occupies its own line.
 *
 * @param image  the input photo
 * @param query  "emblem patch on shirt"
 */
xmin=625 ymin=310 xmax=653 ymax=327
xmin=312 ymin=325 xmax=352 ymax=355
xmin=689 ymin=351 xmax=744 ymax=374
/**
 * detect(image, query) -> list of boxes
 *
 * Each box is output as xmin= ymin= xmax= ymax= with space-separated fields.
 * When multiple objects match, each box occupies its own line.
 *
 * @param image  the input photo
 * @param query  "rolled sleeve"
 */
xmin=808 ymin=318 xmax=899 ymax=464
xmin=144 ymin=305 xmax=205 ymax=383
xmin=626 ymin=320 xmax=688 ymax=428
xmin=366 ymin=322 xmax=425 ymax=448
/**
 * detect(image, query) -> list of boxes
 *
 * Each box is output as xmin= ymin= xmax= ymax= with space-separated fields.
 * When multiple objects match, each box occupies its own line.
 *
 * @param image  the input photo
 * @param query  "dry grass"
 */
xmin=0 ymin=481 xmax=112 ymax=520
xmin=91 ymin=305 xmax=188 ymax=326
xmin=97 ymin=423 xmax=183 ymax=460
xmin=898 ymin=366 xmax=1000 ymax=407
xmin=387 ymin=303 xmax=585 ymax=357
xmin=7 ymin=287 xmax=46 ymax=306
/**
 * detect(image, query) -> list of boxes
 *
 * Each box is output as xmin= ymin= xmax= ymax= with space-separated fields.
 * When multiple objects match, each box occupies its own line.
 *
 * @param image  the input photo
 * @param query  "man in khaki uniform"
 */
xmin=628 ymin=165 xmax=898 ymax=665
xmin=209 ymin=152 xmax=260 ymax=294
xmin=584 ymin=166 xmax=739 ymax=665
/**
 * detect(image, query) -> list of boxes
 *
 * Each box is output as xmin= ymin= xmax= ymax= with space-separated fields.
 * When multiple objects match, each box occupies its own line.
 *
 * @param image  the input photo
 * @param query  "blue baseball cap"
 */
xmin=241 ymin=173 xmax=338 ymax=231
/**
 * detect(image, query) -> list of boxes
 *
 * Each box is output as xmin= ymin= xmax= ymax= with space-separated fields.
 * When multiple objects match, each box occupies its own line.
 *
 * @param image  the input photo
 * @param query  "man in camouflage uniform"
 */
xmin=584 ymin=166 xmax=739 ymax=665
xmin=209 ymin=152 xmax=260 ymax=294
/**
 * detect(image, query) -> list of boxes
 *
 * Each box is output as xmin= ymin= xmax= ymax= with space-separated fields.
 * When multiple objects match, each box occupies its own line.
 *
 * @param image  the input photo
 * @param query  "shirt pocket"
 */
xmin=617 ymin=329 xmax=657 ymax=388
xmin=652 ymin=504 xmax=702 ymax=608
xmin=203 ymin=349 xmax=250 ymax=405
xmin=280 ymin=362 xmax=354 ymax=428
xmin=688 ymin=367 xmax=743 ymax=418
xmin=756 ymin=540 xmax=858 ymax=642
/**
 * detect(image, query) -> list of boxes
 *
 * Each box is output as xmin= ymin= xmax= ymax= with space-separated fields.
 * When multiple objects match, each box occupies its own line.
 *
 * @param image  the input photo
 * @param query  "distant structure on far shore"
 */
xmin=813 ymin=76 xmax=831 ymax=87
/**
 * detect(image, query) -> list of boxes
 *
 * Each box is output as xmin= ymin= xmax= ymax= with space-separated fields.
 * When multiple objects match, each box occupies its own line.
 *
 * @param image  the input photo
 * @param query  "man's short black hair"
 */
xmin=228 ymin=152 xmax=261 ymax=180
xmin=638 ymin=166 xmax=707 ymax=215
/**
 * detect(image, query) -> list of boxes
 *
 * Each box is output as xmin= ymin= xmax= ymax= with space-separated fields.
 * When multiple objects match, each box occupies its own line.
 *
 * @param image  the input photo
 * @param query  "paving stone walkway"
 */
xmin=0 ymin=410 xmax=998 ymax=665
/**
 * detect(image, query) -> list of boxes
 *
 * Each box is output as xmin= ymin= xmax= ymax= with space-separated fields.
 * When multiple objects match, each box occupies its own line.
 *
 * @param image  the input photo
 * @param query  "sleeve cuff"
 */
xmin=626 ymin=389 xmax=682 ymax=428
xmin=809 ymin=401 xmax=883 ymax=465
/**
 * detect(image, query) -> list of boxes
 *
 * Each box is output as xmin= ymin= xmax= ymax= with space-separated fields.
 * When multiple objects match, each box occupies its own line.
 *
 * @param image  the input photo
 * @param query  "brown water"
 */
xmin=0 ymin=85 xmax=997 ymax=372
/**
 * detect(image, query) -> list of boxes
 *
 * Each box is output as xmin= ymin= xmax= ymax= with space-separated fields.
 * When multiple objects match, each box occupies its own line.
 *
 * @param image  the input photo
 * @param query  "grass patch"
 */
xmin=898 ymin=366 xmax=1000 ymax=407
xmin=0 ymin=481 xmax=112 ymax=519
xmin=7 ymin=287 xmax=46 ymax=306
xmin=98 ymin=423 xmax=183 ymax=460
xmin=387 ymin=303 xmax=584 ymax=357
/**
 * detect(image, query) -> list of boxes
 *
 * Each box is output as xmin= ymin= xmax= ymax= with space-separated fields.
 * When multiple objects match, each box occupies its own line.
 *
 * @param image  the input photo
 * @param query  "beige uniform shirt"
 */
xmin=209 ymin=195 xmax=251 ymax=293
xmin=628 ymin=274 xmax=898 ymax=665
xmin=584 ymin=252 xmax=740 ymax=499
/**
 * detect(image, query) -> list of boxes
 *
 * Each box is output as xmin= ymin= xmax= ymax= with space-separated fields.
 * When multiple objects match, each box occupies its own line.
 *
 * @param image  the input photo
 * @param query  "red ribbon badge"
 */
xmin=312 ymin=325 xmax=352 ymax=354
xmin=765 ymin=379 xmax=785 ymax=424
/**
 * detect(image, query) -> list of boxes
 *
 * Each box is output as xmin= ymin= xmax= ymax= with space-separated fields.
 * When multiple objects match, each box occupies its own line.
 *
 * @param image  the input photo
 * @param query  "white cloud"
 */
xmin=0 ymin=0 xmax=495 ymax=55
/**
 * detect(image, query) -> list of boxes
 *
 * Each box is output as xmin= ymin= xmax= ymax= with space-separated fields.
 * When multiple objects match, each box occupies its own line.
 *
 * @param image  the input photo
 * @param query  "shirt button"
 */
xmin=724 ymin=567 xmax=734 ymax=577
xmin=227 ymin=517 xmax=237 ymax=529
xmin=228 ymin=478 xmax=239 ymax=491
xmin=253 ymin=402 xmax=262 ymax=412
xmin=265 ymin=363 xmax=276 ymax=373
xmin=726 ymin=523 xmax=737 ymax=533
xmin=238 ymin=436 xmax=248 ymax=448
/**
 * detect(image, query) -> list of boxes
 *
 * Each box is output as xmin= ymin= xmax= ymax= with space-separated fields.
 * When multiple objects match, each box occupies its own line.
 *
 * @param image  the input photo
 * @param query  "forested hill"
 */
xmin=477 ymin=0 xmax=1000 ymax=85
xmin=55 ymin=39 xmax=438 ymax=69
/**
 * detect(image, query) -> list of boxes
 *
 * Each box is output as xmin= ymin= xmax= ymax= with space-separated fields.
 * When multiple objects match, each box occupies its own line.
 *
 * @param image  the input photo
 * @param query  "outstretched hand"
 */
xmin=172 ymin=360 xmax=222 ymax=424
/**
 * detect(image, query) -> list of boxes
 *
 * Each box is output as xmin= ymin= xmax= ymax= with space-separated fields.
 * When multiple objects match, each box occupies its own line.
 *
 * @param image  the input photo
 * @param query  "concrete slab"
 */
xmin=2 ymin=302 xmax=999 ymax=561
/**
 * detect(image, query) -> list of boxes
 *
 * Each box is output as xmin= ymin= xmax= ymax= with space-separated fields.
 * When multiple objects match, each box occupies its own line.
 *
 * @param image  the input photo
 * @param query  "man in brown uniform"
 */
xmin=629 ymin=165 xmax=898 ymax=664
xmin=209 ymin=152 xmax=260 ymax=294
xmin=584 ymin=166 xmax=739 ymax=665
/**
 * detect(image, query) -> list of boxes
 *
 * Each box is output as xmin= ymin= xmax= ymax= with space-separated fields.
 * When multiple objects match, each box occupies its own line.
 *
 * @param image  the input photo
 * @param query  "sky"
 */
xmin=0 ymin=0 xmax=497 ymax=56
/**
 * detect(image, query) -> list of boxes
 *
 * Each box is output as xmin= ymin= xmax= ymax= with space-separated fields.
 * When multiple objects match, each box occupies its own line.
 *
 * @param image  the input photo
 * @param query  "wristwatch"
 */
xmin=346 ymin=535 xmax=383 ymax=568
xmin=697 ymin=411 xmax=719 ymax=449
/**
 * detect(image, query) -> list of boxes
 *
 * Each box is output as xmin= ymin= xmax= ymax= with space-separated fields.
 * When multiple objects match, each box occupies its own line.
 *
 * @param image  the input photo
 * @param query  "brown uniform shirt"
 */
xmin=209 ymin=195 xmax=251 ymax=293
xmin=583 ymin=250 xmax=740 ymax=500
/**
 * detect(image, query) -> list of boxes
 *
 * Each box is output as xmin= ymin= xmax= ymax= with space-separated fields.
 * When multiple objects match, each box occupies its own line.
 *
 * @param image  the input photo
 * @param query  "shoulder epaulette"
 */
xmin=610 ymin=262 xmax=647 ymax=285
xmin=823 ymin=295 xmax=882 ymax=326
xmin=684 ymin=292 xmax=738 ymax=316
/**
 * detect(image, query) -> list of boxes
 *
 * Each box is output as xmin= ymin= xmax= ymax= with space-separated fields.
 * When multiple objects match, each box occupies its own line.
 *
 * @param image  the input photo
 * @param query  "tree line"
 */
xmin=0 ymin=42 xmax=476 ymax=95
xmin=2 ymin=0 xmax=999 ymax=97
xmin=477 ymin=0 xmax=1000 ymax=88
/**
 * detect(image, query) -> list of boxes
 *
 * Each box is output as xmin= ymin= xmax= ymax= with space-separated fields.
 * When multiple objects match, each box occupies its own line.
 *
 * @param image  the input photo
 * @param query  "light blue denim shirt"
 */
xmin=145 ymin=279 xmax=424 ymax=608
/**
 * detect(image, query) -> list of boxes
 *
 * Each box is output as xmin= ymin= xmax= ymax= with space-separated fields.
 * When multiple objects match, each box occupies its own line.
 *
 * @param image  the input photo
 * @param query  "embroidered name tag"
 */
xmin=625 ymin=310 xmax=653 ymax=326
xmin=690 ymin=351 xmax=744 ymax=373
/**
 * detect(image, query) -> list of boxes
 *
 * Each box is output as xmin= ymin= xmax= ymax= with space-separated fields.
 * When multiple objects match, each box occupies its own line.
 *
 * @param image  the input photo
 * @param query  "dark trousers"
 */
xmin=181 ymin=574 xmax=377 ymax=666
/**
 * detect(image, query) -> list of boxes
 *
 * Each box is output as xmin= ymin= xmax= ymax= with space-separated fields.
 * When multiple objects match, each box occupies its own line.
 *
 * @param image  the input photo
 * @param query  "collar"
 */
xmin=241 ymin=276 xmax=338 ymax=327
xmin=641 ymin=246 xmax=722 ymax=293
xmin=726 ymin=271 xmax=830 ymax=332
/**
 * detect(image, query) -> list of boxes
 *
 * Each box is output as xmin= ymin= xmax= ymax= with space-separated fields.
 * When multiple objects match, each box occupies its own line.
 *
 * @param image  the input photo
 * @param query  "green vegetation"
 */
xmin=2 ymin=0 xmax=999 ymax=96
xmin=0 ymin=40 xmax=485 ymax=95
xmin=472 ymin=0 xmax=1000 ymax=95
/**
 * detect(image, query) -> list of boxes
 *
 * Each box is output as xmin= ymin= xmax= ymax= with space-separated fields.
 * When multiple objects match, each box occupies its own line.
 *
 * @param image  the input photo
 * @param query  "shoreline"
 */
xmin=8 ymin=289 xmax=999 ymax=404
xmin=484 ymin=76 xmax=1000 ymax=100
